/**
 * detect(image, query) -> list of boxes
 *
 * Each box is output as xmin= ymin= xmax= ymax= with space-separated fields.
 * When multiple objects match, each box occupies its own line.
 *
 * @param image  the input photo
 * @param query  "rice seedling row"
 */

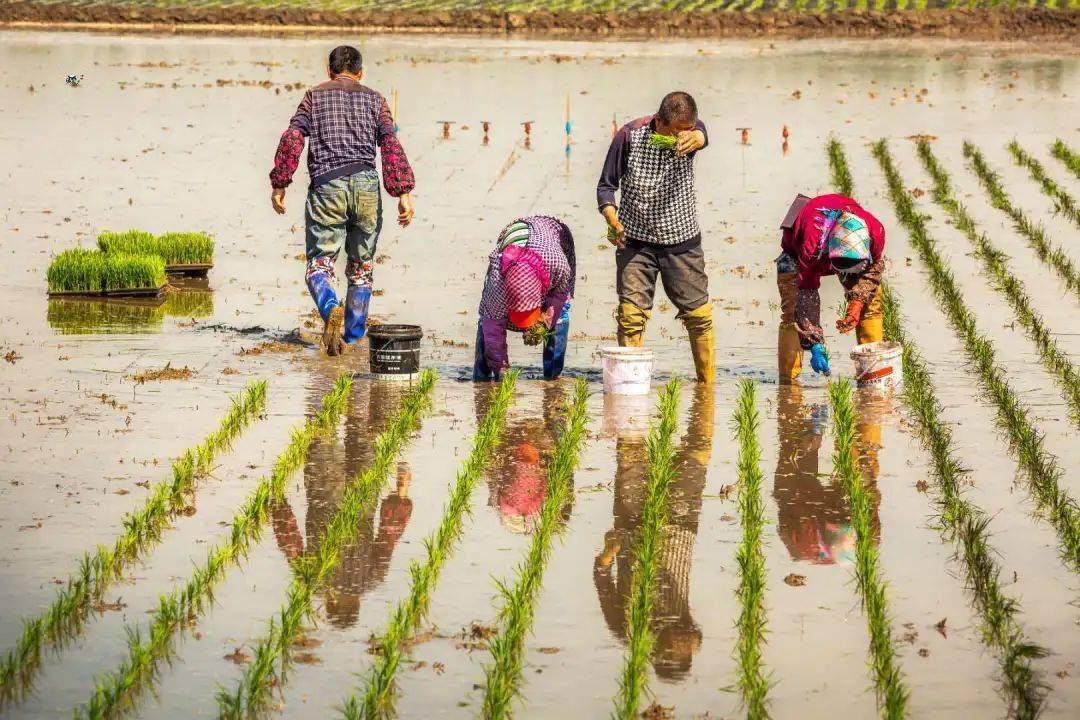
xmin=963 ymin=141 xmax=1080 ymax=300
xmin=75 ymin=375 xmax=353 ymax=720
xmin=611 ymin=380 xmax=680 ymax=720
xmin=731 ymin=379 xmax=771 ymax=720
xmin=831 ymin=139 xmax=1049 ymax=717
xmin=339 ymin=371 xmax=518 ymax=720
xmin=218 ymin=370 xmax=438 ymax=720
xmin=916 ymin=140 xmax=1080 ymax=426
xmin=829 ymin=380 xmax=910 ymax=719
xmin=0 ymin=381 xmax=267 ymax=705
xmin=479 ymin=378 xmax=590 ymax=720
xmin=1050 ymin=138 xmax=1080 ymax=181
xmin=98 ymin=230 xmax=215 ymax=273
xmin=47 ymin=248 xmax=167 ymax=297
xmin=873 ymin=139 xmax=1080 ymax=570
xmin=1007 ymin=140 xmax=1080 ymax=232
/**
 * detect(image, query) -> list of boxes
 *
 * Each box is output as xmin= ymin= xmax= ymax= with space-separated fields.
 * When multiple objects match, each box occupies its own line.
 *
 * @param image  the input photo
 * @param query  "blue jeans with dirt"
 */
xmin=305 ymin=170 xmax=382 ymax=343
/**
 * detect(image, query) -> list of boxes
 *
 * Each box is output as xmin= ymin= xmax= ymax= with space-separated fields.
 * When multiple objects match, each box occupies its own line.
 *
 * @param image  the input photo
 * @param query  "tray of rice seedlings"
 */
xmin=46 ymin=248 xmax=167 ymax=299
xmin=98 ymin=229 xmax=215 ymax=277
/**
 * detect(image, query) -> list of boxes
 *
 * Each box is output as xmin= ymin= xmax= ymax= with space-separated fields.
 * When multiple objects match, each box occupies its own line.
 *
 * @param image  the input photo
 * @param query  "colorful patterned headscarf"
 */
xmin=826 ymin=210 xmax=872 ymax=274
xmin=501 ymin=244 xmax=551 ymax=313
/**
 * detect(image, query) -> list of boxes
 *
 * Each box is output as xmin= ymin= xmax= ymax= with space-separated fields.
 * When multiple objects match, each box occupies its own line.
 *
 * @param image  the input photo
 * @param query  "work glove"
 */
xmin=836 ymin=300 xmax=864 ymax=334
xmin=810 ymin=343 xmax=831 ymax=376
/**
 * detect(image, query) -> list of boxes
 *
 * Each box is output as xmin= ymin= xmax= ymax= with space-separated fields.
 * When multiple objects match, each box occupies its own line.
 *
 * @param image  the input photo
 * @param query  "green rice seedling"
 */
xmin=218 ymin=370 xmax=438 ymax=720
xmin=731 ymin=379 xmax=771 ymax=719
xmin=0 ymin=381 xmax=266 ymax=705
xmin=339 ymin=372 xmax=518 ymax=720
xmin=611 ymin=380 xmax=680 ymax=720
xmin=963 ymin=142 xmax=1080 ymax=300
xmin=1007 ymin=140 xmax=1080 ymax=231
xmin=827 ymin=136 xmax=855 ymax=196
xmin=479 ymin=379 xmax=590 ymax=720
xmin=874 ymin=139 xmax=1080 ymax=570
xmin=47 ymin=249 xmax=166 ymax=293
xmin=1050 ymin=138 xmax=1080 ymax=180
xmin=648 ymin=133 xmax=678 ymax=152
xmin=98 ymin=230 xmax=215 ymax=266
xmin=917 ymin=140 xmax=1080 ymax=426
xmin=830 ymin=138 xmax=1049 ymax=718
xmin=75 ymin=375 xmax=352 ymax=720
xmin=829 ymin=380 xmax=910 ymax=719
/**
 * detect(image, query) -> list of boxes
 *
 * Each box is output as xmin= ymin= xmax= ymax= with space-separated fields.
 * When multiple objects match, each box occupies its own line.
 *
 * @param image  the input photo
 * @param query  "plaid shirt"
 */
xmin=270 ymin=76 xmax=414 ymax=196
xmin=479 ymin=216 xmax=575 ymax=325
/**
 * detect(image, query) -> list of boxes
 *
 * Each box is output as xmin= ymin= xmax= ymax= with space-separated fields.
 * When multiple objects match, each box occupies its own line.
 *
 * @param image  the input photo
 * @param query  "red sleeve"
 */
xmin=376 ymin=95 xmax=415 ymax=197
xmin=269 ymin=128 xmax=305 ymax=190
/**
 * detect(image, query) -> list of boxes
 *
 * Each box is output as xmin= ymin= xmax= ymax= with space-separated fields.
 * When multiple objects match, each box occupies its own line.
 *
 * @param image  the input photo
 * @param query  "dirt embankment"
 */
xmin=1 ymin=3 xmax=1078 ymax=41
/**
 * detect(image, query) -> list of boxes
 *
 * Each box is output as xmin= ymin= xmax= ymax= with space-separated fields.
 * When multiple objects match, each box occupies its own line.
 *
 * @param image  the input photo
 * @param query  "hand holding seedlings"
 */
xmin=602 ymin=206 xmax=626 ymax=248
xmin=675 ymin=129 xmax=706 ymax=156
xmin=837 ymin=299 xmax=863 ymax=333
xmin=271 ymin=188 xmax=286 ymax=215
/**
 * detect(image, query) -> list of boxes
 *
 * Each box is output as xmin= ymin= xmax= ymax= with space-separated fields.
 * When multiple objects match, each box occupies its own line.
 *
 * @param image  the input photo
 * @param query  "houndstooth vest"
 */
xmin=618 ymin=125 xmax=701 ymax=246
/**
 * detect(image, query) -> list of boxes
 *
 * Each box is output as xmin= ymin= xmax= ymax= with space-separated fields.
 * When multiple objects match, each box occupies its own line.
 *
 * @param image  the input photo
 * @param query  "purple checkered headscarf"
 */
xmin=501 ymin=245 xmax=551 ymax=312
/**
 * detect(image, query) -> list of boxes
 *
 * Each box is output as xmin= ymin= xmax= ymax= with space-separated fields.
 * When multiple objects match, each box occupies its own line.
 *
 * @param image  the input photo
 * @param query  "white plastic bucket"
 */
xmin=600 ymin=346 xmax=654 ymax=395
xmin=850 ymin=340 xmax=903 ymax=389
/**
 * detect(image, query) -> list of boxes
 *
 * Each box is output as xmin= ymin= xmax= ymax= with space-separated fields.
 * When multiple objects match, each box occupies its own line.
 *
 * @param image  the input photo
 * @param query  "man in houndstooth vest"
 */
xmin=596 ymin=92 xmax=714 ymax=383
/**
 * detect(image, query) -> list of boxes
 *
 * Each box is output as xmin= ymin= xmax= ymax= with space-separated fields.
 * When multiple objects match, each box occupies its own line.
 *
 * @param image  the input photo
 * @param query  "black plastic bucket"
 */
xmin=368 ymin=324 xmax=422 ymax=378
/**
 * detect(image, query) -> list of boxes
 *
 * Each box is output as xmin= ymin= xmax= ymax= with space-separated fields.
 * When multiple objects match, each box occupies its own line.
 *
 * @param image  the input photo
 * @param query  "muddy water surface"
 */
xmin=1 ymin=31 xmax=1079 ymax=718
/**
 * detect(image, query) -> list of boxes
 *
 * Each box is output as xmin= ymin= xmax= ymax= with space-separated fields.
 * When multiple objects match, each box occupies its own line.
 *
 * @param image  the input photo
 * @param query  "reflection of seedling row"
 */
xmin=481 ymin=379 xmax=589 ymax=720
xmin=47 ymin=248 xmax=166 ymax=295
xmin=917 ymin=141 xmax=1080 ymax=426
xmin=1050 ymin=138 xmax=1080 ymax=181
xmin=964 ymin=142 xmax=1080 ymax=300
xmin=77 ymin=375 xmax=353 ymax=720
xmin=220 ymin=371 xmax=438 ymax=719
xmin=98 ymin=230 xmax=214 ymax=267
xmin=612 ymin=380 xmax=679 ymax=720
xmin=1007 ymin=141 xmax=1080 ymax=231
xmin=343 ymin=371 xmax=518 ymax=719
xmin=731 ymin=379 xmax=770 ymax=720
xmin=873 ymin=140 xmax=1080 ymax=570
xmin=829 ymin=380 xmax=909 ymax=719
xmin=0 ymin=381 xmax=266 ymax=704
xmin=831 ymin=139 xmax=1049 ymax=719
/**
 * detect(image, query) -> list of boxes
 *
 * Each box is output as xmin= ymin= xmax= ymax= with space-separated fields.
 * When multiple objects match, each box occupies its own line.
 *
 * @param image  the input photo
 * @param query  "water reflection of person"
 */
xmin=772 ymin=385 xmax=883 ymax=565
xmin=594 ymin=386 xmax=714 ymax=682
xmin=476 ymin=382 xmax=570 ymax=534
xmin=269 ymin=380 xmax=414 ymax=628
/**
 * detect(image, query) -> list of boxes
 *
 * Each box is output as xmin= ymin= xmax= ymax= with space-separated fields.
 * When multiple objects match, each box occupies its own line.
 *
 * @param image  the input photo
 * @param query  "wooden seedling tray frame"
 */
xmin=165 ymin=263 xmax=213 ymax=278
xmin=47 ymin=284 xmax=168 ymax=299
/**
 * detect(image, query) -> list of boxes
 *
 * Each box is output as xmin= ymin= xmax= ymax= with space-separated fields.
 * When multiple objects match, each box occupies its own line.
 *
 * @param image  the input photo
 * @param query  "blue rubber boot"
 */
xmin=343 ymin=284 xmax=373 ymax=344
xmin=542 ymin=303 xmax=571 ymax=380
xmin=307 ymin=271 xmax=340 ymax=322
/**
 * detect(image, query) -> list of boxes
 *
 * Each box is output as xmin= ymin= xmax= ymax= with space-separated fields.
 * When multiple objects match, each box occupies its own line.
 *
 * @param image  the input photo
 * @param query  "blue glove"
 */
xmin=809 ymin=343 xmax=831 ymax=376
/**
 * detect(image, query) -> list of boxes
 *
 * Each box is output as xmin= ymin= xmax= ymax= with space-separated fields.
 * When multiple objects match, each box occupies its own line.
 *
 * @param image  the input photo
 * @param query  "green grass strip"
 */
xmin=918 ymin=141 xmax=1080 ymax=426
xmin=480 ymin=378 xmax=590 ymax=720
xmin=731 ymin=379 xmax=771 ymax=719
xmin=339 ymin=372 xmax=518 ymax=720
xmin=219 ymin=370 xmax=438 ymax=719
xmin=611 ymin=380 xmax=680 ymax=720
xmin=0 ymin=381 xmax=266 ymax=704
xmin=874 ymin=139 xmax=1080 ymax=570
xmin=99 ymin=230 xmax=215 ymax=266
xmin=1050 ymin=138 xmax=1080 ymax=181
xmin=832 ymin=138 xmax=1049 ymax=719
xmin=1008 ymin=140 xmax=1080 ymax=232
xmin=963 ymin=141 xmax=1080 ymax=300
xmin=76 ymin=374 xmax=353 ymax=720
xmin=47 ymin=248 xmax=166 ymax=293
xmin=829 ymin=380 xmax=910 ymax=718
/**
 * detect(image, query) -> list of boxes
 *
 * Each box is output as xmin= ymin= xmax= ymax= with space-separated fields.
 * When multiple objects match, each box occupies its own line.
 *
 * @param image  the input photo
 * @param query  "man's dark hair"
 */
xmin=657 ymin=91 xmax=698 ymax=126
xmin=328 ymin=46 xmax=363 ymax=76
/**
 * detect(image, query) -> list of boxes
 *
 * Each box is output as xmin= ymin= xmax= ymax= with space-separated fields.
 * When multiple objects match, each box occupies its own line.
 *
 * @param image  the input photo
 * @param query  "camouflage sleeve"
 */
xmin=844 ymin=257 xmax=885 ymax=306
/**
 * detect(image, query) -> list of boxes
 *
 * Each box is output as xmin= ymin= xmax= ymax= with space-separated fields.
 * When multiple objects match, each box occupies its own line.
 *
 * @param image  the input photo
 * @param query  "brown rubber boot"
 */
xmin=615 ymin=301 xmax=650 ymax=347
xmin=680 ymin=303 xmax=715 ymax=383
xmin=323 ymin=305 xmax=346 ymax=357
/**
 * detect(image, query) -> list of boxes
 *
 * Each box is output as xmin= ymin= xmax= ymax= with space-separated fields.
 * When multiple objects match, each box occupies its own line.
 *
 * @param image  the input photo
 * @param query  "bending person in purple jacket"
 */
xmin=474 ymin=216 xmax=576 ymax=381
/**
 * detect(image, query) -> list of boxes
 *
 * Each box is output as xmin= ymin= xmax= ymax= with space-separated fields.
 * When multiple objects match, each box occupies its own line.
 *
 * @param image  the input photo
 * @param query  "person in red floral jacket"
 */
xmin=270 ymin=45 xmax=415 ymax=356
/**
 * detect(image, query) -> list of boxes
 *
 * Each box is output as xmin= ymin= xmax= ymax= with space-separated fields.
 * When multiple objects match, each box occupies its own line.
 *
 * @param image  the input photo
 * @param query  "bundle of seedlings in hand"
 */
xmin=0 ymin=382 xmax=266 ymax=704
xmin=1050 ymin=138 xmax=1080 ymax=181
xmin=648 ymin=133 xmax=677 ymax=151
xmin=874 ymin=139 xmax=1080 ymax=570
xmin=731 ymin=379 xmax=771 ymax=719
xmin=522 ymin=322 xmax=553 ymax=347
xmin=98 ymin=230 xmax=215 ymax=266
xmin=77 ymin=375 xmax=353 ymax=720
xmin=831 ymin=139 xmax=1048 ymax=717
xmin=917 ymin=140 xmax=1080 ymax=426
xmin=1008 ymin=140 xmax=1080 ymax=230
xmin=47 ymin=249 xmax=166 ymax=294
xmin=612 ymin=380 xmax=680 ymax=720
xmin=963 ymin=141 xmax=1080 ymax=300
xmin=481 ymin=379 xmax=590 ymax=720
xmin=220 ymin=370 xmax=438 ymax=720
xmin=341 ymin=372 xmax=517 ymax=720
xmin=829 ymin=380 xmax=909 ymax=719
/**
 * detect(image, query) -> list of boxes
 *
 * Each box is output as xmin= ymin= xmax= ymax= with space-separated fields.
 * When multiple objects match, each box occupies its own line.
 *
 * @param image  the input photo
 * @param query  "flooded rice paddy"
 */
xmin=1 ymin=30 xmax=1079 ymax=719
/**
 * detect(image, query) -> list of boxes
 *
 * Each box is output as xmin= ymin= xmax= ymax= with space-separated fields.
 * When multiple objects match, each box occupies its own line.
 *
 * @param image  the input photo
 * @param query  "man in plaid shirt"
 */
xmin=270 ymin=45 xmax=415 ymax=356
